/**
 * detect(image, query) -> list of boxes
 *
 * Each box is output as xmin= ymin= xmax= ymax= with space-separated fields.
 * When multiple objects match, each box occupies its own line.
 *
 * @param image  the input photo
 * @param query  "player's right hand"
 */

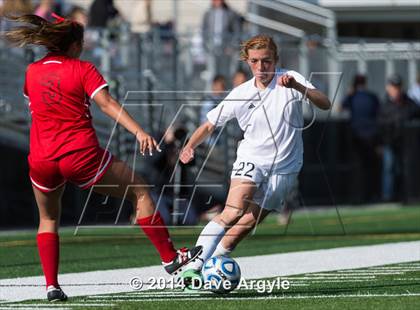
xmin=179 ymin=146 xmax=194 ymax=164
xmin=137 ymin=131 xmax=161 ymax=156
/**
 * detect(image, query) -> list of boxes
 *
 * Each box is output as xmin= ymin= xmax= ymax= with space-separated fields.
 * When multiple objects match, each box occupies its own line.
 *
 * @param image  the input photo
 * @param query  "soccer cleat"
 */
xmin=181 ymin=269 xmax=203 ymax=292
xmin=162 ymin=246 xmax=203 ymax=275
xmin=47 ymin=286 xmax=68 ymax=302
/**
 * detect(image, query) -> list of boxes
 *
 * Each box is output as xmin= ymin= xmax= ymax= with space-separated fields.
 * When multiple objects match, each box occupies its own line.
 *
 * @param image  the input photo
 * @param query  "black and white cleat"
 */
xmin=47 ymin=286 xmax=68 ymax=302
xmin=163 ymin=246 xmax=203 ymax=275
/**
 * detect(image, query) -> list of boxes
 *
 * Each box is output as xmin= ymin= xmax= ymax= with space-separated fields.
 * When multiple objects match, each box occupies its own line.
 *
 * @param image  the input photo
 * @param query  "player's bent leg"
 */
xmin=217 ymin=178 xmax=258 ymax=228
xmin=91 ymin=157 xmax=155 ymax=217
xmin=216 ymin=172 xmax=298 ymax=255
xmin=92 ymin=157 xmax=202 ymax=275
xmin=32 ymin=185 xmax=67 ymax=301
xmin=184 ymin=178 xmax=257 ymax=276
xmin=218 ymin=204 xmax=271 ymax=254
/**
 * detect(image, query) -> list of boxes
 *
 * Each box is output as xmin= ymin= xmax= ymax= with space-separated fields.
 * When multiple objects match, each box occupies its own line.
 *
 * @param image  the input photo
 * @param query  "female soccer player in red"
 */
xmin=5 ymin=14 xmax=201 ymax=302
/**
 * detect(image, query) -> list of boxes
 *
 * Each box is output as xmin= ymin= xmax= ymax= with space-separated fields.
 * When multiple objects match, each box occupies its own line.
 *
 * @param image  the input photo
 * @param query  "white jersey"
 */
xmin=206 ymin=69 xmax=315 ymax=174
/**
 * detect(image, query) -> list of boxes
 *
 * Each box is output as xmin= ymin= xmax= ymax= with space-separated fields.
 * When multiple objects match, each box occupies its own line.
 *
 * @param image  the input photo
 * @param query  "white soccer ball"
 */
xmin=201 ymin=255 xmax=241 ymax=294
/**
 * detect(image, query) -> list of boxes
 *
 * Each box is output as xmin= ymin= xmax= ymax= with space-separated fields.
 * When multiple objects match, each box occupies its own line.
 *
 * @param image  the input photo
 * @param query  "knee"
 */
xmin=243 ymin=218 xmax=257 ymax=231
xmin=220 ymin=195 xmax=251 ymax=226
xmin=219 ymin=206 xmax=244 ymax=227
xmin=127 ymin=187 xmax=149 ymax=204
xmin=128 ymin=188 xmax=156 ymax=216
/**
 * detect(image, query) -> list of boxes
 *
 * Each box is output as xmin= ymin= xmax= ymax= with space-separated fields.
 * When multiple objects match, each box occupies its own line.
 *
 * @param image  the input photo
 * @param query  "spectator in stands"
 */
xmin=202 ymin=0 xmax=242 ymax=49
xmin=151 ymin=125 xmax=198 ymax=225
xmin=229 ymin=69 xmax=247 ymax=141
xmin=408 ymin=72 xmax=420 ymax=106
xmin=378 ymin=74 xmax=420 ymax=201
xmin=88 ymin=0 xmax=125 ymax=66
xmin=88 ymin=0 xmax=120 ymax=28
xmin=342 ymin=74 xmax=381 ymax=202
xmin=232 ymin=68 xmax=248 ymax=88
xmin=198 ymin=75 xmax=228 ymax=219
xmin=66 ymin=6 xmax=93 ymax=50
xmin=34 ymin=0 xmax=55 ymax=21
xmin=202 ymin=0 xmax=243 ymax=78
xmin=67 ymin=6 xmax=88 ymax=27
xmin=200 ymin=74 xmax=227 ymax=124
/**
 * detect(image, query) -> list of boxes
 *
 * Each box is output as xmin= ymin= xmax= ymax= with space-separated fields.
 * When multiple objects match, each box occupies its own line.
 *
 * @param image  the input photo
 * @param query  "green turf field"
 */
xmin=1 ymin=204 xmax=419 ymax=279
xmin=3 ymin=261 xmax=420 ymax=309
xmin=0 ymin=204 xmax=419 ymax=309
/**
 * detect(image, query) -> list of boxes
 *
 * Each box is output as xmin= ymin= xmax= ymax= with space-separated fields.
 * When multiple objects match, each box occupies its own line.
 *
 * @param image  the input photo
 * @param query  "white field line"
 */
xmin=92 ymin=294 xmax=212 ymax=298
xmin=337 ymin=270 xmax=417 ymax=272
xmin=303 ymin=273 xmax=382 ymax=276
xmin=306 ymin=280 xmax=379 ymax=283
xmin=301 ymin=274 xmax=385 ymax=277
xmin=126 ymin=291 xmax=214 ymax=297
xmin=88 ymin=288 xmax=418 ymax=299
xmin=294 ymin=280 xmax=376 ymax=283
xmin=0 ymin=304 xmax=113 ymax=308
xmin=310 ymin=273 xmax=404 ymax=276
xmin=0 ymin=308 xmax=71 ymax=310
xmin=361 ymin=266 xmax=420 ymax=268
xmin=234 ymin=241 xmax=420 ymax=279
xmin=287 ymin=277 xmax=376 ymax=280
xmin=367 ymin=268 xmax=420 ymax=270
xmin=86 ymin=292 xmax=420 ymax=302
xmin=321 ymin=271 xmax=413 ymax=274
xmin=1 ymin=240 xmax=419 ymax=302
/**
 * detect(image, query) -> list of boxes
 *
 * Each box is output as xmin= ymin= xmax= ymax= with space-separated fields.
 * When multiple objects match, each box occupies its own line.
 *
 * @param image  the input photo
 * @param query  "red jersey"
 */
xmin=24 ymin=53 xmax=108 ymax=160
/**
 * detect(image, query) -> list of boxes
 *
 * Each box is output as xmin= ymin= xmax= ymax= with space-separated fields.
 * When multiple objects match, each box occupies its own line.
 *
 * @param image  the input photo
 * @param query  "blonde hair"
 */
xmin=4 ymin=14 xmax=84 ymax=53
xmin=240 ymin=34 xmax=279 ymax=62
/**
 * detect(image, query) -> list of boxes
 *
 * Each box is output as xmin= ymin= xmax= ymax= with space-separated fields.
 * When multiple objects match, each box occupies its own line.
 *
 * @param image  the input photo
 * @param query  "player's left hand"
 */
xmin=277 ymin=74 xmax=298 ymax=89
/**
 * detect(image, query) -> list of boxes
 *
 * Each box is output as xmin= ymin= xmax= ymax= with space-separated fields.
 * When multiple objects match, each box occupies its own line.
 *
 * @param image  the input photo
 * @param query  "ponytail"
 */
xmin=4 ymin=14 xmax=84 ymax=53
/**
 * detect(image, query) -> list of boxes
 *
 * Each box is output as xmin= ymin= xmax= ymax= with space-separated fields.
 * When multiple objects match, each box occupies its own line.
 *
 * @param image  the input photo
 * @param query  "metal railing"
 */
xmin=1 ymin=21 xmax=420 ymax=202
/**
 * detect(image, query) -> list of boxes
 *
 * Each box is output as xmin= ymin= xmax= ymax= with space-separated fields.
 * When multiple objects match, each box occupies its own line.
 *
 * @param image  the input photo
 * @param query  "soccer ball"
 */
xmin=201 ymin=255 xmax=241 ymax=294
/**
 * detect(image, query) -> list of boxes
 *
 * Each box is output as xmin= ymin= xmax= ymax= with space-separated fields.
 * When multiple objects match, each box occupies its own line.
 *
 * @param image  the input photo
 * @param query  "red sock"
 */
xmin=137 ymin=212 xmax=177 ymax=263
xmin=36 ymin=232 xmax=59 ymax=289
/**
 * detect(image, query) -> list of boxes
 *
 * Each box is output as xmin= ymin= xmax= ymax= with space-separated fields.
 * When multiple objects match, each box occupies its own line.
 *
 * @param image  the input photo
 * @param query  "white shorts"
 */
xmin=230 ymin=158 xmax=298 ymax=211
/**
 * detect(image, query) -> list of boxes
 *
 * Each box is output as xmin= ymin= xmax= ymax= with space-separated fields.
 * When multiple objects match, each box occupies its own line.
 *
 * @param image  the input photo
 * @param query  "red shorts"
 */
xmin=29 ymin=146 xmax=113 ymax=193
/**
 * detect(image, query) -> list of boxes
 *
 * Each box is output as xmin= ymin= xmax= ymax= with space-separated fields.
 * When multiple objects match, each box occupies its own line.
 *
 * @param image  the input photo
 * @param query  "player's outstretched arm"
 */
xmin=93 ymin=88 xmax=160 ymax=156
xmin=277 ymin=74 xmax=331 ymax=110
xmin=179 ymin=121 xmax=215 ymax=164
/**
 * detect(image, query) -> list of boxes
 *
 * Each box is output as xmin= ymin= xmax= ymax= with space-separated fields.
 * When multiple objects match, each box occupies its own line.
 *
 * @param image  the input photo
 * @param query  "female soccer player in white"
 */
xmin=179 ymin=35 xmax=331 ymax=280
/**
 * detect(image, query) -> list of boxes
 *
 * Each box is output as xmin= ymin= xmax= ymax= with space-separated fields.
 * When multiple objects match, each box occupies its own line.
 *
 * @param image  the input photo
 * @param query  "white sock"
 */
xmin=188 ymin=220 xmax=225 ymax=271
xmin=212 ymin=242 xmax=232 ymax=257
